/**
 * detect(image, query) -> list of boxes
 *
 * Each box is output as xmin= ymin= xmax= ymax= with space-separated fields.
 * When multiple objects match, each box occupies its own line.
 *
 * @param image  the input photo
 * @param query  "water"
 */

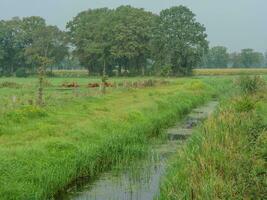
xmin=58 ymin=101 xmax=218 ymax=200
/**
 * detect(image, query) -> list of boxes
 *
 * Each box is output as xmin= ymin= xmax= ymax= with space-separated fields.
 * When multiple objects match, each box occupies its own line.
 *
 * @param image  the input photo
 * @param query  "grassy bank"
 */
xmin=0 ymin=77 xmax=233 ymax=199
xmin=159 ymin=78 xmax=267 ymax=200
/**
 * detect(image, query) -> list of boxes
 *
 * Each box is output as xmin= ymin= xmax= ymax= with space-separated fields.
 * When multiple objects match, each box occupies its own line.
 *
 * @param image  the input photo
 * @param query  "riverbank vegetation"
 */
xmin=0 ymin=77 xmax=234 ymax=199
xmin=159 ymin=76 xmax=267 ymax=199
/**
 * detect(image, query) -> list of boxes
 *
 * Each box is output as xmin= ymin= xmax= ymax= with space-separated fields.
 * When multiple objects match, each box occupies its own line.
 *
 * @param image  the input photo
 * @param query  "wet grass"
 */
xmin=0 ymin=77 xmax=235 ymax=199
xmin=159 ymin=80 xmax=267 ymax=200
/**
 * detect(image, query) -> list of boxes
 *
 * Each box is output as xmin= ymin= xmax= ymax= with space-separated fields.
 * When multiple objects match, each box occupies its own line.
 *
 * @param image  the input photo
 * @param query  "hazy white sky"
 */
xmin=0 ymin=0 xmax=266 ymax=52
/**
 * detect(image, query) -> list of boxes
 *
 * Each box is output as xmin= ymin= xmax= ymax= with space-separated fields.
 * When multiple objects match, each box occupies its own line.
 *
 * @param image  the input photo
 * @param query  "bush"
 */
xmin=160 ymin=65 xmax=172 ymax=77
xmin=237 ymin=75 xmax=265 ymax=94
xmin=15 ymin=68 xmax=28 ymax=77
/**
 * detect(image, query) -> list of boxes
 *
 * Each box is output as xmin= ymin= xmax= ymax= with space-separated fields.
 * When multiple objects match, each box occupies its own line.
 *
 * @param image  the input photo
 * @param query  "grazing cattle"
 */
xmin=62 ymin=82 xmax=79 ymax=88
xmin=88 ymin=82 xmax=113 ymax=88
xmin=88 ymin=83 xmax=100 ymax=88
xmin=104 ymin=82 xmax=113 ymax=87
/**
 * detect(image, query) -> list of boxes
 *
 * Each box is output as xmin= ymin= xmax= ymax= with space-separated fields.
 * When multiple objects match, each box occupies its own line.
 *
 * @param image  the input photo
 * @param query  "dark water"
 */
xmin=59 ymin=101 xmax=218 ymax=200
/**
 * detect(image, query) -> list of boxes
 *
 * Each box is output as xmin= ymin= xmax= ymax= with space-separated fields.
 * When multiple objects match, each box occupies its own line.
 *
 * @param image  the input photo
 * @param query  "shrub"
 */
xmin=233 ymin=96 xmax=255 ymax=112
xmin=160 ymin=65 xmax=172 ymax=77
xmin=15 ymin=68 xmax=28 ymax=77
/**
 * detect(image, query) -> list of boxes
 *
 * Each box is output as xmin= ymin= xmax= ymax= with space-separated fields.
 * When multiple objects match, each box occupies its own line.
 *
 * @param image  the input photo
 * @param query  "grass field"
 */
xmin=159 ymin=77 xmax=267 ymax=200
xmin=0 ymin=76 xmax=235 ymax=199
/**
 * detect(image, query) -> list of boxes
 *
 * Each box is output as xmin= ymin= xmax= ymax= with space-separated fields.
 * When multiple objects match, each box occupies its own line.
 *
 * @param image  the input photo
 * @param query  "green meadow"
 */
xmin=0 ymin=76 xmax=234 ymax=199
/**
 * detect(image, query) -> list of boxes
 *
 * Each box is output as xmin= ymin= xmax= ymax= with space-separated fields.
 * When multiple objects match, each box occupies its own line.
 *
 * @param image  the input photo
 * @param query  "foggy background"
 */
xmin=0 ymin=0 xmax=266 ymax=52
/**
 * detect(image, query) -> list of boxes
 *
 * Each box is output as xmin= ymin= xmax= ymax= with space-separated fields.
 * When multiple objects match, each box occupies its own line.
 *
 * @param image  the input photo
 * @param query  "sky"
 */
xmin=0 ymin=0 xmax=266 ymax=53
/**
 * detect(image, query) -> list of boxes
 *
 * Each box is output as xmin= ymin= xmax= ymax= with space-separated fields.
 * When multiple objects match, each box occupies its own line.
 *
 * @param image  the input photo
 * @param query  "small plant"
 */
xmin=0 ymin=81 xmax=21 ymax=89
xmin=6 ymin=106 xmax=48 ymax=122
xmin=233 ymin=96 xmax=255 ymax=112
xmin=237 ymin=75 xmax=266 ymax=94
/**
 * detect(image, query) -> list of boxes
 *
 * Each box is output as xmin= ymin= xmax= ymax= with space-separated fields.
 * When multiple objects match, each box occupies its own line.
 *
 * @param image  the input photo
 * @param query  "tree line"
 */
xmin=0 ymin=5 xmax=266 ymax=77
xmin=201 ymin=46 xmax=267 ymax=68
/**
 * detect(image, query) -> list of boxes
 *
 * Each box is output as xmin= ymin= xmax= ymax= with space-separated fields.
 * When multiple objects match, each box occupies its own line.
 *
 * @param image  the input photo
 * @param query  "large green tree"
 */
xmin=67 ymin=6 xmax=155 ymax=76
xmin=152 ymin=6 xmax=208 ymax=75
xmin=67 ymin=8 xmax=113 ymax=76
xmin=111 ymin=6 xmax=155 ymax=76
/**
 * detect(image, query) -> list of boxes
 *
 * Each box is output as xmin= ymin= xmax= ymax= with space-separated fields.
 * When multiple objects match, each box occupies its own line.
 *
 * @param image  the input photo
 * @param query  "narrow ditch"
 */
xmin=57 ymin=101 xmax=218 ymax=200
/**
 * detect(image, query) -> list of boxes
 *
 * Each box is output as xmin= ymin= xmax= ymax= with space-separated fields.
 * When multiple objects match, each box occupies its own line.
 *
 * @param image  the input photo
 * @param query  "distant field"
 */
xmin=53 ymin=70 xmax=89 ymax=78
xmin=51 ymin=68 xmax=267 ymax=78
xmin=193 ymin=68 xmax=267 ymax=76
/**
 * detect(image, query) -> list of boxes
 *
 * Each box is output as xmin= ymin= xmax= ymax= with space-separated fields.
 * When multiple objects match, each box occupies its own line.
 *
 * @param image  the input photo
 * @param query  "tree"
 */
xmin=239 ymin=49 xmax=264 ymax=68
xmin=67 ymin=8 xmax=113 ymax=76
xmin=24 ymin=24 xmax=68 ymax=72
xmin=265 ymin=51 xmax=267 ymax=67
xmin=152 ymin=6 xmax=208 ymax=75
xmin=0 ymin=18 xmax=25 ymax=75
xmin=205 ymin=46 xmax=229 ymax=68
xmin=0 ymin=17 xmax=68 ymax=76
xmin=230 ymin=52 xmax=242 ymax=68
xmin=111 ymin=6 xmax=155 ymax=76
xmin=67 ymin=6 xmax=155 ymax=76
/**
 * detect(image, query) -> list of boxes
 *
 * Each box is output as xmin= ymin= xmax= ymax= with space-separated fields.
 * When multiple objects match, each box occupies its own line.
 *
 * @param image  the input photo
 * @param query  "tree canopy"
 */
xmin=0 ymin=5 xmax=266 ymax=77
xmin=67 ymin=6 xmax=155 ymax=76
xmin=152 ymin=6 xmax=208 ymax=75
xmin=0 ymin=17 xmax=68 ymax=76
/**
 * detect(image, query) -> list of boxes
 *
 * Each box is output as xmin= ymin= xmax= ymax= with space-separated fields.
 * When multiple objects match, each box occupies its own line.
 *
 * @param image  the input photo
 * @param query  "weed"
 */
xmin=237 ymin=75 xmax=266 ymax=94
xmin=0 ymin=81 xmax=22 ymax=89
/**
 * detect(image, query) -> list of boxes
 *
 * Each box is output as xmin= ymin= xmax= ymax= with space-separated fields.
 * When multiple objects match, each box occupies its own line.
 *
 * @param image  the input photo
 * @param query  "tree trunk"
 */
xmin=142 ymin=65 xmax=145 ymax=76
xmin=101 ymin=59 xmax=106 ymax=94
xmin=37 ymin=66 xmax=45 ymax=106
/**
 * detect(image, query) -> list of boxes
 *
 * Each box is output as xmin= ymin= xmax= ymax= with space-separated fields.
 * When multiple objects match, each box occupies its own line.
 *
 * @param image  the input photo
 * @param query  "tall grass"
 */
xmin=159 ymin=80 xmax=267 ymax=200
xmin=0 ymin=78 xmax=233 ymax=199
